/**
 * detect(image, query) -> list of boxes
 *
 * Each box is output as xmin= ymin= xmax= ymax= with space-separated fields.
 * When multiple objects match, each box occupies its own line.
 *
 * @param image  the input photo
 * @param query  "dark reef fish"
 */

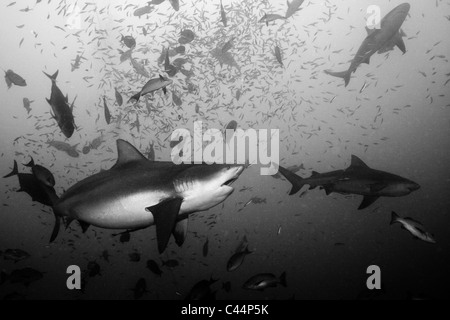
xmin=4 ymin=69 xmax=26 ymax=88
xmin=44 ymin=70 xmax=76 ymax=138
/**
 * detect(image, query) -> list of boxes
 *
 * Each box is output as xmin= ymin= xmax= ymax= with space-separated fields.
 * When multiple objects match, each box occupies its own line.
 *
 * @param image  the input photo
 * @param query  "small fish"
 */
xmin=172 ymin=91 xmax=182 ymax=106
xmin=390 ymin=212 xmax=436 ymax=243
xmin=359 ymin=81 xmax=368 ymax=93
xmin=243 ymin=272 xmax=287 ymax=291
xmin=275 ymin=45 xmax=283 ymax=66
xmin=147 ymin=259 xmax=163 ymax=276
xmin=259 ymin=13 xmax=286 ymax=26
xmin=178 ymin=29 xmax=195 ymax=44
xmin=121 ymin=34 xmax=136 ymax=48
xmin=114 ymin=88 xmax=123 ymax=106
xmin=103 ymin=96 xmax=111 ymax=124
xmin=4 ymin=69 xmax=27 ymax=88
xmin=129 ymin=75 xmax=172 ymax=102
xmin=222 ymin=281 xmax=231 ymax=293
xmin=22 ymin=98 xmax=33 ymax=114
xmin=168 ymin=0 xmax=179 ymax=11
xmin=185 ymin=278 xmax=217 ymax=300
xmin=220 ymin=0 xmax=227 ymax=27
xmin=227 ymin=245 xmax=252 ymax=272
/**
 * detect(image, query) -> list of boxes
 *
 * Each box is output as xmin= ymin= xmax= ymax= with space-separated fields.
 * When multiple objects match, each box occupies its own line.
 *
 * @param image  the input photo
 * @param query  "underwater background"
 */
xmin=0 ymin=0 xmax=449 ymax=300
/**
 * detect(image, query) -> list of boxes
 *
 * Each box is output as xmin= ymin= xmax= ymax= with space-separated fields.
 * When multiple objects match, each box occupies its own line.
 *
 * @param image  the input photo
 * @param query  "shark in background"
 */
xmin=324 ymin=3 xmax=410 ymax=86
xmin=277 ymin=155 xmax=420 ymax=210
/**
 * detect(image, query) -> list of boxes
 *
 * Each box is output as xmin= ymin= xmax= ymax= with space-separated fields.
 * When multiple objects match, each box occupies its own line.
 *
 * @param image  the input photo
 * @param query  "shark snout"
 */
xmin=408 ymin=182 xmax=420 ymax=192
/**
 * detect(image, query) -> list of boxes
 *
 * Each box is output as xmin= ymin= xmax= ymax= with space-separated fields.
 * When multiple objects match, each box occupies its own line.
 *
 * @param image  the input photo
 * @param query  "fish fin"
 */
xmin=128 ymin=92 xmax=141 ymax=103
xmin=324 ymin=69 xmax=351 ymax=87
xmin=390 ymin=211 xmax=400 ymax=225
xmin=50 ymin=214 xmax=61 ymax=243
xmin=113 ymin=139 xmax=147 ymax=168
xmin=146 ymin=197 xmax=183 ymax=254
xmin=323 ymin=184 xmax=333 ymax=195
xmin=362 ymin=55 xmax=371 ymax=65
xmin=358 ymin=196 xmax=379 ymax=210
xmin=78 ymin=220 xmax=90 ymax=233
xmin=279 ymin=272 xmax=287 ymax=287
xmin=3 ymin=160 xmax=18 ymax=178
xmin=159 ymin=74 xmax=164 ymax=81
xmin=370 ymin=182 xmax=387 ymax=193
xmin=172 ymin=218 xmax=188 ymax=247
xmin=349 ymin=155 xmax=369 ymax=169
xmin=23 ymin=156 xmax=34 ymax=167
xmin=277 ymin=165 xmax=305 ymax=195
xmin=365 ymin=26 xmax=376 ymax=35
xmin=395 ymin=34 xmax=406 ymax=54
xmin=43 ymin=70 xmax=58 ymax=81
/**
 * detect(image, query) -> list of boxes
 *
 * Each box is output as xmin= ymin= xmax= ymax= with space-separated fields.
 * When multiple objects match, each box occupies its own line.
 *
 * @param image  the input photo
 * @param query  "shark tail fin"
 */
xmin=277 ymin=165 xmax=305 ymax=195
xmin=324 ymin=69 xmax=351 ymax=87
xmin=23 ymin=156 xmax=35 ymax=168
xmin=3 ymin=160 xmax=18 ymax=178
xmin=279 ymin=272 xmax=287 ymax=287
xmin=390 ymin=211 xmax=400 ymax=225
xmin=128 ymin=92 xmax=141 ymax=103
xmin=43 ymin=70 xmax=59 ymax=82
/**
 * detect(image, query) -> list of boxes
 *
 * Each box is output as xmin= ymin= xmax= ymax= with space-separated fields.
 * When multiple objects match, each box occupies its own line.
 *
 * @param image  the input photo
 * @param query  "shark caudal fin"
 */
xmin=3 ymin=160 xmax=19 ymax=178
xmin=324 ymin=69 xmax=351 ymax=87
xmin=277 ymin=165 xmax=306 ymax=195
xmin=128 ymin=92 xmax=141 ymax=103
xmin=43 ymin=70 xmax=59 ymax=82
xmin=390 ymin=211 xmax=400 ymax=225
xmin=23 ymin=156 xmax=35 ymax=168
xmin=279 ymin=272 xmax=287 ymax=287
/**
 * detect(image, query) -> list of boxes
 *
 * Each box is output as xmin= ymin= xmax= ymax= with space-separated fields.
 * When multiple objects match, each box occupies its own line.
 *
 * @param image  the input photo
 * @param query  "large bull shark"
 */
xmin=44 ymin=70 xmax=76 ymax=138
xmin=51 ymin=139 xmax=245 ymax=253
xmin=277 ymin=155 xmax=420 ymax=210
xmin=324 ymin=3 xmax=410 ymax=87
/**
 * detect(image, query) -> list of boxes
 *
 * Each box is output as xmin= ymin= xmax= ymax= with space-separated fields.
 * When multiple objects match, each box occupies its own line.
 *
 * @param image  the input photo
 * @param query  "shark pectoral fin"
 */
xmin=369 ymin=183 xmax=387 ymax=193
xmin=147 ymin=197 xmax=183 ymax=254
xmin=358 ymin=196 xmax=379 ymax=210
xmin=362 ymin=56 xmax=370 ymax=65
xmin=395 ymin=36 xmax=406 ymax=54
xmin=78 ymin=220 xmax=90 ymax=233
xmin=172 ymin=218 xmax=188 ymax=247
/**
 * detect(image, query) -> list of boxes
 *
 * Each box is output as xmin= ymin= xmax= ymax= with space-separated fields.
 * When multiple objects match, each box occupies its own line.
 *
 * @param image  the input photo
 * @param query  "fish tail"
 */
xmin=128 ymin=92 xmax=141 ymax=103
xmin=3 ymin=160 xmax=18 ymax=178
xmin=324 ymin=69 xmax=351 ymax=87
xmin=390 ymin=211 xmax=400 ymax=225
xmin=43 ymin=70 xmax=59 ymax=81
xmin=279 ymin=272 xmax=287 ymax=287
xmin=23 ymin=156 xmax=34 ymax=167
xmin=277 ymin=165 xmax=305 ymax=195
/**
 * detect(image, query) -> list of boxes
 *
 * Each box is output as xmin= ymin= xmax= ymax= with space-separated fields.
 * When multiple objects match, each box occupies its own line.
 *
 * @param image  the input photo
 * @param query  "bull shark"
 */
xmin=324 ymin=3 xmax=410 ymax=86
xmin=277 ymin=155 xmax=420 ymax=210
xmin=44 ymin=70 xmax=76 ymax=138
xmin=51 ymin=139 xmax=244 ymax=253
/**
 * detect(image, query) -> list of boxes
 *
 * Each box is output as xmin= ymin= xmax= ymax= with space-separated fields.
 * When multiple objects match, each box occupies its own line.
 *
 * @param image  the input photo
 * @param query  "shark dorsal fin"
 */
xmin=350 ymin=155 xmax=369 ymax=169
xmin=115 ymin=139 xmax=147 ymax=167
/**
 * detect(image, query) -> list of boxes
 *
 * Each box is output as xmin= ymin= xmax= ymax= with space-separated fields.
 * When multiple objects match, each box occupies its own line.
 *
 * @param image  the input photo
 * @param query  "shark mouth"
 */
xmin=223 ymin=178 xmax=238 ymax=186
